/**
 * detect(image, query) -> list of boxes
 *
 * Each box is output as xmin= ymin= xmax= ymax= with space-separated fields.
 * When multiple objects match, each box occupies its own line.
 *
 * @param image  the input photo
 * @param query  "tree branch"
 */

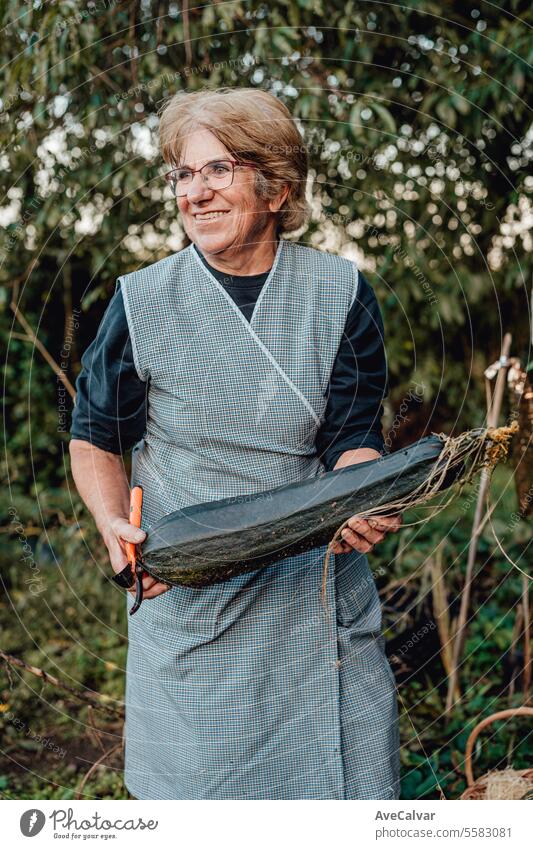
xmin=0 ymin=650 xmax=124 ymax=718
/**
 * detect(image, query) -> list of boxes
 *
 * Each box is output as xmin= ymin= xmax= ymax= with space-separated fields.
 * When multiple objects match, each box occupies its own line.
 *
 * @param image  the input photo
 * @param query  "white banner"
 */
xmin=1 ymin=799 xmax=530 ymax=848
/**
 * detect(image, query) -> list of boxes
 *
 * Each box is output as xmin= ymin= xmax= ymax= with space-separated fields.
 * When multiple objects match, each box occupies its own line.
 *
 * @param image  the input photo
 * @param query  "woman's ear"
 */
xmin=268 ymin=184 xmax=290 ymax=214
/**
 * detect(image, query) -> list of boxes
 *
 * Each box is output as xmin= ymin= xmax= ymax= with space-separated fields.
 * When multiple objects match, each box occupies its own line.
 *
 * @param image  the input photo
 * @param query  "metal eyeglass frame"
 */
xmin=164 ymin=159 xmax=258 ymax=196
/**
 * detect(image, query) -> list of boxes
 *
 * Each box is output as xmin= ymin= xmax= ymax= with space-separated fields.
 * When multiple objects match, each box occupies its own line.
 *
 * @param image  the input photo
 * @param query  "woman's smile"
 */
xmin=192 ymin=210 xmax=231 ymax=223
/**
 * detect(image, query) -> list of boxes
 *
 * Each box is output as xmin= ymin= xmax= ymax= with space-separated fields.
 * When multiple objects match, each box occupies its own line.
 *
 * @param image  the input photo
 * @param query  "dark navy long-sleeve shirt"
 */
xmin=70 ymin=245 xmax=388 ymax=471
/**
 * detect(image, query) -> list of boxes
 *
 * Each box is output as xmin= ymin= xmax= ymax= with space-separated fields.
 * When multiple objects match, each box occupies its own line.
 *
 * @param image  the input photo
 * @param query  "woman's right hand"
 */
xmin=104 ymin=517 xmax=172 ymax=600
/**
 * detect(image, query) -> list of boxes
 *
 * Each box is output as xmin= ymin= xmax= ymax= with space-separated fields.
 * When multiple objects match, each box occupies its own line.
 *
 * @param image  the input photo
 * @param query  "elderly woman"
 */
xmin=69 ymin=87 xmax=401 ymax=801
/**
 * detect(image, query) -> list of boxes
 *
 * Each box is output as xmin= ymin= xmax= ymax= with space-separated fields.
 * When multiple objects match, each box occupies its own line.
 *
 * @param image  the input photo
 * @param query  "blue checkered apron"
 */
xmin=119 ymin=240 xmax=399 ymax=799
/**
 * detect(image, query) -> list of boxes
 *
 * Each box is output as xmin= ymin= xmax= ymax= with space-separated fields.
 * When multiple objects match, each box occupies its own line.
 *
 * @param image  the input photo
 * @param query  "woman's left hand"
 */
xmin=331 ymin=513 xmax=402 ymax=555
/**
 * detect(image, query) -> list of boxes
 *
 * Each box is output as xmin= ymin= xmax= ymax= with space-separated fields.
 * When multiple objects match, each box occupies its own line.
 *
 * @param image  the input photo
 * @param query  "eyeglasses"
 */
xmin=164 ymin=159 xmax=258 ymax=197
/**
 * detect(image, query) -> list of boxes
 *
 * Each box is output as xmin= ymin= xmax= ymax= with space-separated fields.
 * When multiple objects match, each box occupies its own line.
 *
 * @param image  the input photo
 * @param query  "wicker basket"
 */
xmin=460 ymin=707 xmax=533 ymax=800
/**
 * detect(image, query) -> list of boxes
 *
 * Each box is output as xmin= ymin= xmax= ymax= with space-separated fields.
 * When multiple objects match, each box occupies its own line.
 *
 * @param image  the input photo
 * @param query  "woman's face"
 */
xmin=174 ymin=129 xmax=283 ymax=258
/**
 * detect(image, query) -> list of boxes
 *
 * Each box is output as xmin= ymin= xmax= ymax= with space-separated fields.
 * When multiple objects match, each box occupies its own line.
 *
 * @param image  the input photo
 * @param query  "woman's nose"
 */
xmin=186 ymin=171 xmax=213 ymax=202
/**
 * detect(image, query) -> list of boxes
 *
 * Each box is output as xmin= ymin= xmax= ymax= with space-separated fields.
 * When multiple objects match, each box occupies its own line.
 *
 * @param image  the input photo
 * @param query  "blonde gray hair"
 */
xmin=158 ymin=87 xmax=310 ymax=234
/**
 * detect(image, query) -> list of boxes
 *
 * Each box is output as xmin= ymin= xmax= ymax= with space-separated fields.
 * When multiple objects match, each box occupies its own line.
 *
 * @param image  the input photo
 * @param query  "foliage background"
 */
xmin=1 ymin=0 xmax=531 ymax=799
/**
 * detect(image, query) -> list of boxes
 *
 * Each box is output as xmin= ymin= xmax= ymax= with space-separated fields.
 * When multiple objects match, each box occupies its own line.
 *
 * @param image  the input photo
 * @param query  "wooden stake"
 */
xmin=445 ymin=333 xmax=513 ymax=715
xmin=523 ymin=573 xmax=532 ymax=702
xmin=429 ymin=544 xmax=460 ymax=701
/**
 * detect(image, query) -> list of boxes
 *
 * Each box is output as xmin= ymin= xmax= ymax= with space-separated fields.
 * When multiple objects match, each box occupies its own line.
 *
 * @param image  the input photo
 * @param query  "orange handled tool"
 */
xmin=127 ymin=486 xmax=144 ymax=615
xmin=112 ymin=487 xmax=145 ymax=614
xmin=125 ymin=486 xmax=143 ymax=570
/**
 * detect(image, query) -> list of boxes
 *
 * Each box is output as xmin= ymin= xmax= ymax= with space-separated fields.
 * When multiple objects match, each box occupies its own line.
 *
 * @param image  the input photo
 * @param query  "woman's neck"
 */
xmin=195 ymin=230 xmax=278 ymax=276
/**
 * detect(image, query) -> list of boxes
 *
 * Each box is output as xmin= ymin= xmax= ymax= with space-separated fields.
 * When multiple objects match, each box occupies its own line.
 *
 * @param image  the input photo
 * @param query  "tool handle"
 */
xmin=125 ymin=486 xmax=143 ymax=568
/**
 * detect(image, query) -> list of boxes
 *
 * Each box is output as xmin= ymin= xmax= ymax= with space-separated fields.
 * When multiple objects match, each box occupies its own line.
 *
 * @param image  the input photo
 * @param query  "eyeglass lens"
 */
xmin=170 ymin=160 xmax=234 ymax=195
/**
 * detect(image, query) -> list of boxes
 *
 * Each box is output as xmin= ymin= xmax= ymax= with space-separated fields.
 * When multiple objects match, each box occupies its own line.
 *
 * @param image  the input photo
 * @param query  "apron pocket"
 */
xmin=334 ymin=550 xmax=382 ymax=633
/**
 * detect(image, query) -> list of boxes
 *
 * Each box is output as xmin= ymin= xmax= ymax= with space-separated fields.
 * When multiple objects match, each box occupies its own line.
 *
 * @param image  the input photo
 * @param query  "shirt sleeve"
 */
xmin=315 ymin=270 xmax=388 ymax=471
xmin=70 ymin=286 xmax=148 ymax=455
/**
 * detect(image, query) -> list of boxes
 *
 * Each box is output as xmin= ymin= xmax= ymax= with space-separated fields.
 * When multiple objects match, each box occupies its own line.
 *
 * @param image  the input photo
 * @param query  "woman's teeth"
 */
xmin=194 ymin=211 xmax=230 ymax=220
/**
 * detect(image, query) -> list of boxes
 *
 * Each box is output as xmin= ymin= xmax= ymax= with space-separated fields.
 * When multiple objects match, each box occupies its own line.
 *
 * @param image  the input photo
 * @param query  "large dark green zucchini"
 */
xmin=141 ymin=434 xmax=461 ymax=588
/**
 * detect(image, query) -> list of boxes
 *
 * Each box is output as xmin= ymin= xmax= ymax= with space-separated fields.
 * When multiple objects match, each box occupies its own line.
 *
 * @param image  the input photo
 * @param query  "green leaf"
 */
xmin=436 ymin=99 xmax=457 ymax=128
xmin=371 ymin=101 xmax=397 ymax=135
xmin=349 ymin=103 xmax=364 ymax=138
